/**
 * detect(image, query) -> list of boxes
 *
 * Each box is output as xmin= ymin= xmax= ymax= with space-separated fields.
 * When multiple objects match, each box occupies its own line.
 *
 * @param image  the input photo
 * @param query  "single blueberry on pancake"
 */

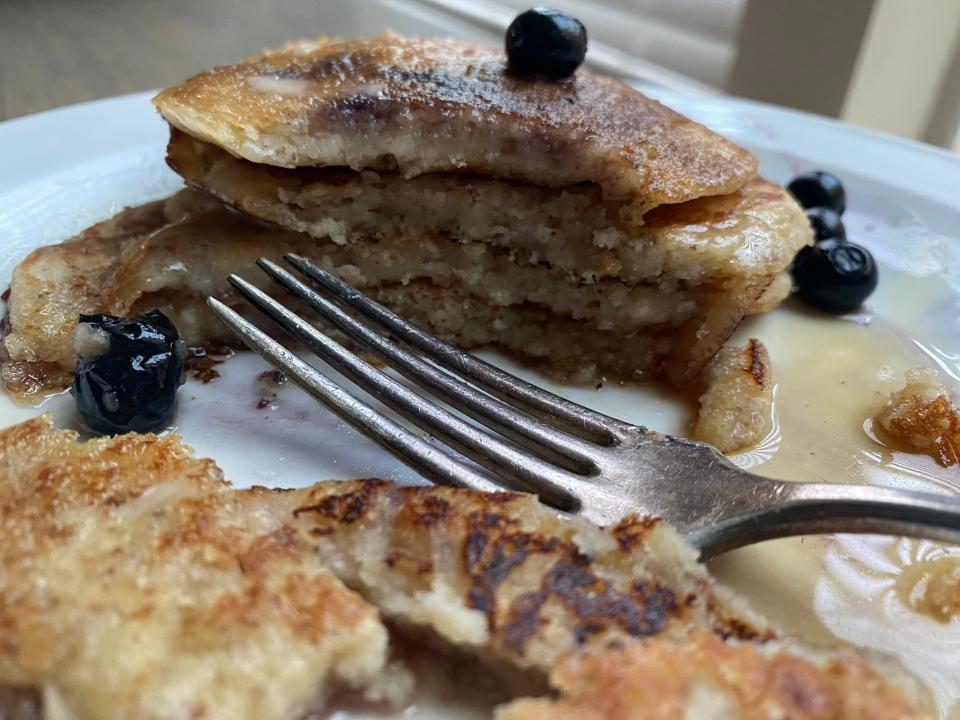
xmin=505 ymin=8 xmax=587 ymax=80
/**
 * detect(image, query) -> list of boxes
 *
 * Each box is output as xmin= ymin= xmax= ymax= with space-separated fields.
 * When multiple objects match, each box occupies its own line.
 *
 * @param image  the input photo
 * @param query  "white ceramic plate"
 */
xmin=2 ymin=89 xmax=959 ymax=718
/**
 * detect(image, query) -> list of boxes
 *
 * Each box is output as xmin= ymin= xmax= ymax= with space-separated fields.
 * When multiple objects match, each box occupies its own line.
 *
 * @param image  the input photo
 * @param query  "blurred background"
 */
xmin=2 ymin=0 xmax=959 ymax=151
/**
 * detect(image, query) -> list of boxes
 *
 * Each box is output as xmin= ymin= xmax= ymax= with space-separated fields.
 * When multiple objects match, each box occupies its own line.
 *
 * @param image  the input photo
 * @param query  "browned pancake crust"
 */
xmin=286 ymin=478 xmax=770 ymax=674
xmin=0 ymin=416 xmax=387 ymax=720
xmin=153 ymin=32 xmax=757 ymax=209
xmin=496 ymin=633 xmax=929 ymax=720
xmin=876 ymin=369 xmax=960 ymax=467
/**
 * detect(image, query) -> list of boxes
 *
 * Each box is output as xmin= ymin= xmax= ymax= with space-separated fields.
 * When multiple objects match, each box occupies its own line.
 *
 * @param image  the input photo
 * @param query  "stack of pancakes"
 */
xmin=2 ymin=33 xmax=811 ymax=397
xmin=154 ymin=33 xmax=810 ymax=386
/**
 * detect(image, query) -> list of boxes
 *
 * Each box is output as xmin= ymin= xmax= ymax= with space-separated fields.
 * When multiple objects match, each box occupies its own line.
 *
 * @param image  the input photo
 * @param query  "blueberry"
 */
xmin=506 ymin=7 xmax=587 ymax=80
xmin=806 ymin=207 xmax=846 ymax=244
xmin=787 ymin=171 xmax=846 ymax=214
xmin=71 ymin=310 xmax=186 ymax=435
xmin=791 ymin=242 xmax=878 ymax=314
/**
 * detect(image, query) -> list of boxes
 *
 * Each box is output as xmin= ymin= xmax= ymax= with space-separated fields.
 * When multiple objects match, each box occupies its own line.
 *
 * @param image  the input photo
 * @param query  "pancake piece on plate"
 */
xmin=0 ymin=417 xmax=931 ymax=719
xmin=149 ymin=33 xmax=811 ymax=386
xmin=0 ymin=415 xmax=389 ymax=720
xmin=496 ymin=634 xmax=929 ymax=720
xmin=152 ymin=33 xmax=756 ymax=210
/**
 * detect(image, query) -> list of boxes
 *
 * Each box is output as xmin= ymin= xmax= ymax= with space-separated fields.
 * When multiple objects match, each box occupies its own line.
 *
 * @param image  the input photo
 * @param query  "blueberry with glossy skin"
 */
xmin=506 ymin=7 xmax=587 ymax=80
xmin=71 ymin=310 xmax=186 ymax=435
xmin=806 ymin=206 xmax=846 ymax=244
xmin=788 ymin=171 xmax=846 ymax=214
xmin=791 ymin=241 xmax=878 ymax=313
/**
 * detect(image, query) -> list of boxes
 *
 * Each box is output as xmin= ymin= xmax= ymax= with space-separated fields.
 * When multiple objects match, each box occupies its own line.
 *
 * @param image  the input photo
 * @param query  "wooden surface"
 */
xmin=0 ymin=0 xmax=501 ymax=122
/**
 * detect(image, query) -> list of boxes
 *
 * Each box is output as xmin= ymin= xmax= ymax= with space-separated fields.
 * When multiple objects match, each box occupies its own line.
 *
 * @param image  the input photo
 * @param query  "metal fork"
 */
xmin=208 ymin=254 xmax=960 ymax=558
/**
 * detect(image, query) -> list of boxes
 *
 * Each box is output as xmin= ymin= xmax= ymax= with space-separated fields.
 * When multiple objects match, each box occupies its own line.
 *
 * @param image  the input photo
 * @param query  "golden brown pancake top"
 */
xmin=153 ymin=32 xmax=757 ymax=210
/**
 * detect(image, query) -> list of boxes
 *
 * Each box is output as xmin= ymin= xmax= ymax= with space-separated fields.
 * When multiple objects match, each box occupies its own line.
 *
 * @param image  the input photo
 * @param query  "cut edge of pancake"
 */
xmin=165 ymin=129 xmax=808 ymax=286
xmin=1 ymin=191 xmax=793 ymax=402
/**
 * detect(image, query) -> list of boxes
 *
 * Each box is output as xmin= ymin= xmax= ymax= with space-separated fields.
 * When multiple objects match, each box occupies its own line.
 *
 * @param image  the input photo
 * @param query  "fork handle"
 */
xmin=688 ymin=481 xmax=960 ymax=557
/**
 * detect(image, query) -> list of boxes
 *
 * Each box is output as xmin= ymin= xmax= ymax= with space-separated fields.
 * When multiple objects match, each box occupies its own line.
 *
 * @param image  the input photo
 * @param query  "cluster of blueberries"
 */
xmin=787 ymin=171 xmax=878 ymax=314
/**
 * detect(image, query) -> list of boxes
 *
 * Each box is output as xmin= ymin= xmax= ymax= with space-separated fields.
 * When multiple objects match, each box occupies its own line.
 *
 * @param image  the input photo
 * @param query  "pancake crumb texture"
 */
xmin=1 ymin=190 xmax=806 ymax=399
xmin=0 ymin=415 xmax=388 ymax=720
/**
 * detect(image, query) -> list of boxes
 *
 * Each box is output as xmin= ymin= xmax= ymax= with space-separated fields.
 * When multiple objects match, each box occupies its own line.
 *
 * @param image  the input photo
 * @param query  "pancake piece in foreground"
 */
xmin=496 ymin=634 xmax=928 ymax=720
xmin=0 ymin=416 xmax=388 ymax=720
xmin=281 ymin=477 xmax=771 ymax=673
xmin=0 ymin=418 xmax=930 ymax=719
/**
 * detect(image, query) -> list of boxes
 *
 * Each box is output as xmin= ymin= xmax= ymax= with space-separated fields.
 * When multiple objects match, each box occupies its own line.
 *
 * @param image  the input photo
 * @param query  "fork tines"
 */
xmin=208 ymin=254 xmax=629 ymax=510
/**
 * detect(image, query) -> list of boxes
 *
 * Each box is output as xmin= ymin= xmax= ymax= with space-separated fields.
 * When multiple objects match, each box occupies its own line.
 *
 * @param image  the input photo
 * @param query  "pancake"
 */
xmin=693 ymin=339 xmax=774 ymax=453
xmin=153 ymin=32 xmax=757 ymax=213
xmin=1 ymin=191 xmax=794 ymax=400
xmin=0 ymin=417 xmax=930 ymax=718
xmin=0 ymin=415 xmax=389 ymax=720
xmin=144 ymin=33 xmax=811 ymax=393
xmin=166 ymin=128 xmax=810 ymax=285
xmin=5 ymin=34 xmax=812 ymax=399
xmin=279 ymin=476 xmax=770 ymax=672
xmin=497 ymin=634 xmax=928 ymax=720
